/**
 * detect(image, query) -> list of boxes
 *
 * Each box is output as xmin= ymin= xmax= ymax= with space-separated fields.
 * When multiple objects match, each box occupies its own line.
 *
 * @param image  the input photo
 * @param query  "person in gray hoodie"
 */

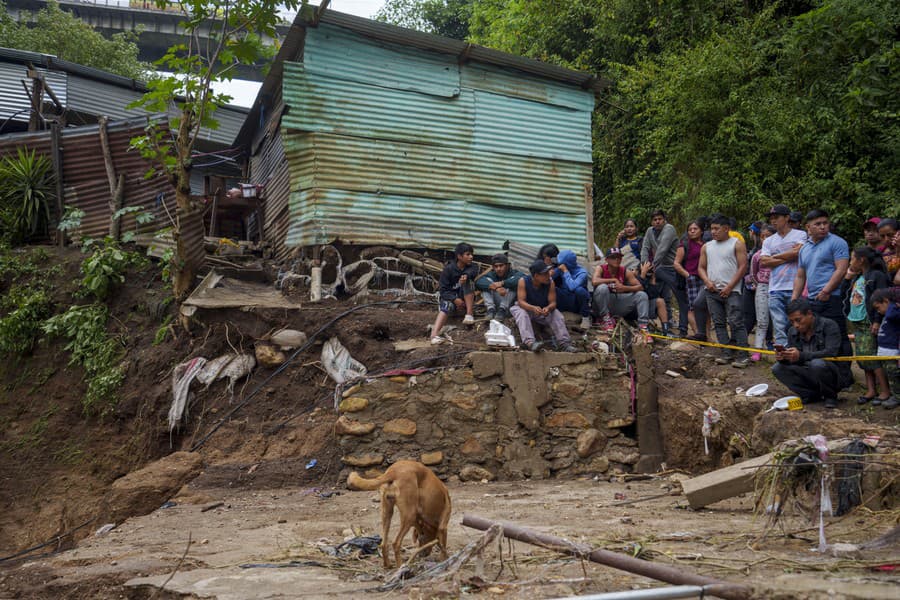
xmin=640 ymin=209 xmax=679 ymax=336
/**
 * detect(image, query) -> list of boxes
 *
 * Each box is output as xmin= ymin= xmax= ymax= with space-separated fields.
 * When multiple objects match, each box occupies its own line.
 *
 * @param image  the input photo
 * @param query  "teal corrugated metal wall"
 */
xmin=281 ymin=22 xmax=594 ymax=253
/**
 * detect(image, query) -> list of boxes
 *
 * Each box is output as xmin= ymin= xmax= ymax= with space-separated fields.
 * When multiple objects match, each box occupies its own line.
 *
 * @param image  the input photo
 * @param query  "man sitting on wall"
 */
xmin=591 ymin=247 xmax=649 ymax=332
xmin=772 ymin=298 xmax=851 ymax=409
xmin=475 ymin=253 xmax=524 ymax=321
xmin=510 ymin=260 xmax=578 ymax=352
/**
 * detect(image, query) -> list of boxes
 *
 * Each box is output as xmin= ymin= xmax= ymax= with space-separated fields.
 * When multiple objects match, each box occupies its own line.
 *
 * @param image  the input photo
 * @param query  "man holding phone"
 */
xmin=772 ymin=299 xmax=851 ymax=409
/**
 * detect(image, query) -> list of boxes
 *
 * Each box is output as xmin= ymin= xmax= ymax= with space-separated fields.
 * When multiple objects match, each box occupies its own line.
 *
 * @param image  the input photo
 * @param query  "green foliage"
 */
xmin=42 ymin=304 xmax=125 ymax=417
xmin=112 ymin=205 xmax=156 ymax=243
xmin=465 ymin=0 xmax=898 ymax=244
xmin=129 ymin=1 xmax=302 ymax=186
xmin=0 ymin=148 xmax=56 ymax=245
xmin=79 ymin=238 xmax=147 ymax=300
xmin=0 ymin=286 xmax=52 ymax=355
xmin=57 ymin=206 xmax=85 ymax=243
xmin=0 ymin=0 xmax=147 ymax=79
xmin=377 ymin=0 xmax=472 ymax=39
xmin=0 ymin=248 xmax=56 ymax=356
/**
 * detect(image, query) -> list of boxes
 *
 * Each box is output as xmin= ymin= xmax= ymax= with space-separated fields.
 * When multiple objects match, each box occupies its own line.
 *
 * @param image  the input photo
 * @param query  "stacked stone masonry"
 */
xmin=336 ymin=351 xmax=639 ymax=481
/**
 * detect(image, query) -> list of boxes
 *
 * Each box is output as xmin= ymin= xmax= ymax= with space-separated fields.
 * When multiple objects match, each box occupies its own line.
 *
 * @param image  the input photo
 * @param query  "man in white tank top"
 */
xmin=699 ymin=216 xmax=750 ymax=367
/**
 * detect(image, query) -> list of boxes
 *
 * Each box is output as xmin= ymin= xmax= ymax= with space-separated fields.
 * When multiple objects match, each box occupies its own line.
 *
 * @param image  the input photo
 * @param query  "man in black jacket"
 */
xmin=772 ymin=298 xmax=852 ymax=409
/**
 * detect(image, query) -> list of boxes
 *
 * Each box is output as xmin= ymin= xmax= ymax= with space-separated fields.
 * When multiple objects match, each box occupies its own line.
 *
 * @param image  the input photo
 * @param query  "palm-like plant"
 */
xmin=0 ymin=148 xmax=56 ymax=244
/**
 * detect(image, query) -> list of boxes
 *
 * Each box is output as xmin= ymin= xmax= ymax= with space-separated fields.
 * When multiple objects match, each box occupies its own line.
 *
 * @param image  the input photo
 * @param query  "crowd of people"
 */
xmin=429 ymin=207 xmax=900 ymax=409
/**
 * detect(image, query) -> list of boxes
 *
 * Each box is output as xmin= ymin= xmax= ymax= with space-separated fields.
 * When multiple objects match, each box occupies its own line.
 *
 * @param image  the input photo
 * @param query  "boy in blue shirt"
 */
xmin=430 ymin=243 xmax=479 ymax=345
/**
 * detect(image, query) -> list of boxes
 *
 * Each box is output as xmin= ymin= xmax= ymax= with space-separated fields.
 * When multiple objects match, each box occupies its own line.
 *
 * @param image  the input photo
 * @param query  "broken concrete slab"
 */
xmin=680 ymin=452 xmax=774 ymax=509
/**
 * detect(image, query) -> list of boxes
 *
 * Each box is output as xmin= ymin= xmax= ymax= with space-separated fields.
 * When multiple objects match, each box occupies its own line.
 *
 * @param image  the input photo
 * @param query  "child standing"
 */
xmin=749 ymin=224 xmax=776 ymax=360
xmin=430 ymin=243 xmax=478 ymax=345
xmin=843 ymin=247 xmax=892 ymax=405
xmin=871 ymin=287 xmax=900 ymax=409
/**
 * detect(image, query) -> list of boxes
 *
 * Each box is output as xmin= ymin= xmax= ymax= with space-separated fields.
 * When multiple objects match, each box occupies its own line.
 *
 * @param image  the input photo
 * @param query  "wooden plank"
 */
xmin=681 ymin=452 xmax=774 ymax=509
xmin=584 ymin=182 xmax=595 ymax=262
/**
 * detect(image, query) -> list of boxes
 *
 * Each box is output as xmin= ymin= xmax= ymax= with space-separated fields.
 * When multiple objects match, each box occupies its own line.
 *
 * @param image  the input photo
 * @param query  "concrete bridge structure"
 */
xmin=4 ymin=0 xmax=290 ymax=81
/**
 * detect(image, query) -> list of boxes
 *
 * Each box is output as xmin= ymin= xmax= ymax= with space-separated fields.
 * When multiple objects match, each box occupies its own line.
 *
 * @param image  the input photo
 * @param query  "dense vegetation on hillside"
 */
xmin=379 ymin=0 xmax=898 ymax=242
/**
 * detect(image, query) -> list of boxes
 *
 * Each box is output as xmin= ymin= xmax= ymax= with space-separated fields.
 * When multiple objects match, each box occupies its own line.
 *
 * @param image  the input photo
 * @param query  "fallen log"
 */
xmin=461 ymin=515 xmax=752 ymax=600
xmin=680 ymin=453 xmax=774 ymax=509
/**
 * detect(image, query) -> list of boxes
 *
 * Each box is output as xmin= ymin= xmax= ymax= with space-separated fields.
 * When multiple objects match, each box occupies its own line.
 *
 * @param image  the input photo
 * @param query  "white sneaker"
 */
xmin=430 ymin=336 xmax=444 ymax=345
xmin=462 ymin=314 xmax=475 ymax=325
xmin=579 ymin=316 xmax=592 ymax=330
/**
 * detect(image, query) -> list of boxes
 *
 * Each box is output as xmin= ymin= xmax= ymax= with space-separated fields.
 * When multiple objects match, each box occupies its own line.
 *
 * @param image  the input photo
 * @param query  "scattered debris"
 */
xmin=94 ymin=524 xmax=116 ymax=537
xmin=169 ymin=357 xmax=207 ymax=432
xmin=319 ymin=535 xmax=382 ymax=558
xmin=268 ymin=328 xmax=308 ymax=350
xmin=485 ymin=320 xmax=516 ymax=347
xmin=305 ymin=459 xmax=318 ymax=470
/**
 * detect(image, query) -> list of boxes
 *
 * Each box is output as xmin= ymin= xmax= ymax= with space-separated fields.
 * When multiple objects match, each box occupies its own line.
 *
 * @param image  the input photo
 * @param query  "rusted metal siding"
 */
xmin=0 ymin=117 xmax=174 ymax=240
xmin=286 ymin=188 xmax=587 ymax=253
xmin=282 ymin=132 xmax=587 ymax=214
xmin=252 ymin=13 xmax=597 ymax=256
xmin=282 ymin=63 xmax=474 ymax=149
xmin=303 ymin=23 xmax=460 ymax=98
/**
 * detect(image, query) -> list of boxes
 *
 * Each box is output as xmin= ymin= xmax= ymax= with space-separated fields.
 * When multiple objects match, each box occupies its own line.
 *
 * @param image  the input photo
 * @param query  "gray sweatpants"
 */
xmin=592 ymin=285 xmax=649 ymax=325
xmin=482 ymin=289 xmax=516 ymax=313
xmin=510 ymin=305 xmax=571 ymax=346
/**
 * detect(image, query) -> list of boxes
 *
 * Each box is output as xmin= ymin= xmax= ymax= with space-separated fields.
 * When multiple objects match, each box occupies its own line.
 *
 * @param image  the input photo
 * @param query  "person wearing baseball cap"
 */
xmin=508 ymin=260 xmax=578 ymax=352
xmin=789 ymin=211 xmax=804 ymax=230
xmin=592 ymin=247 xmax=650 ymax=332
xmin=475 ymin=253 xmax=524 ymax=321
xmin=863 ymin=217 xmax=882 ymax=251
xmin=761 ymin=203 xmax=808 ymax=346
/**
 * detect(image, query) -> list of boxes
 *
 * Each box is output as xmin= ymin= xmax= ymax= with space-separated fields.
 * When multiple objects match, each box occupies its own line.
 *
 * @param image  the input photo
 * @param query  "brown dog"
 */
xmin=347 ymin=460 xmax=451 ymax=568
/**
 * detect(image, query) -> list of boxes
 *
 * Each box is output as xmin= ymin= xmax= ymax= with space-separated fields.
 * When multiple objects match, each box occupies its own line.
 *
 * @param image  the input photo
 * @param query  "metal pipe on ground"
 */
xmin=461 ymin=515 xmax=752 ymax=600
xmin=552 ymin=586 xmax=716 ymax=600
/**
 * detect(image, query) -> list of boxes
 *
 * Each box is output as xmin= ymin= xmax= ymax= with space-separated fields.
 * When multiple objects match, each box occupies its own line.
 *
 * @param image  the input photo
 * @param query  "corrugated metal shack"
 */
xmin=236 ymin=6 xmax=604 ymax=259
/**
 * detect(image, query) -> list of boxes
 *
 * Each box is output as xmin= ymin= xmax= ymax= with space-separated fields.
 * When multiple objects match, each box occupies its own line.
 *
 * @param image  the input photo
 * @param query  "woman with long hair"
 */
xmin=673 ymin=220 xmax=704 ymax=336
xmin=842 ymin=246 xmax=892 ymax=404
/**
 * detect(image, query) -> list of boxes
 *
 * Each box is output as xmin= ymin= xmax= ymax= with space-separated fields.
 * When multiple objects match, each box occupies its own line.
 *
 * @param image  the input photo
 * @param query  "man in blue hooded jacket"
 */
xmin=553 ymin=249 xmax=592 ymax=330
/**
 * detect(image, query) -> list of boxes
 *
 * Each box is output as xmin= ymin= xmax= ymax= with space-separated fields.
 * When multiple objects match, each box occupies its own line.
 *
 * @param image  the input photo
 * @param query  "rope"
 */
xmin=646 ymin=333 xmax=900 ymax=362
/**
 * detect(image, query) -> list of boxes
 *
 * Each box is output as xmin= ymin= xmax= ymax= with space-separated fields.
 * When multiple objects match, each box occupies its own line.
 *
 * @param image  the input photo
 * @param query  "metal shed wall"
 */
xmin=276 ymin=23 xmax=594 ymax=254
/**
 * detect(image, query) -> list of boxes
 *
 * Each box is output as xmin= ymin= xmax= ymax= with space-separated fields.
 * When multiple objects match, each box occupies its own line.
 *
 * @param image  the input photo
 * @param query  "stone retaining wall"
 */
xmin=336 ymin=351 xmax=639 ymax=481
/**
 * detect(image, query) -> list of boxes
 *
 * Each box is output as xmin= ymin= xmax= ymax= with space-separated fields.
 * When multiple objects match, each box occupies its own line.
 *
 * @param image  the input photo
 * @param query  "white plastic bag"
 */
xmin=321 ymin=337 xmax=367 ymax=384
xmin=484 ymin=319 xmax=515 ymax=347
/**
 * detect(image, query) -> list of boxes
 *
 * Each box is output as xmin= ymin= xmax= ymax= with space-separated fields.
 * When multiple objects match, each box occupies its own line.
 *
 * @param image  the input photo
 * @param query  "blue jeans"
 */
xmin=556 ymin=285 xmax=591 ymax=317
xmin=768 ymin=290 xmax=793 ymax=346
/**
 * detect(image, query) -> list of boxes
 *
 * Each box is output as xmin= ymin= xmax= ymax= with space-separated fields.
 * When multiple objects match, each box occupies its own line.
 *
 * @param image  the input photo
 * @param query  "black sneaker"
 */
xmin=495 ymin=309 xmax=508 ymax=321
xmin=824 ymin=397 xmax=838 ymax=409
xmin=686 ymin=333 xmax=707 ymax=342
xmin=883 ymin=396 xmax=898 ymax=410
xmin=485 ymin=310 xmax=496 ymax=321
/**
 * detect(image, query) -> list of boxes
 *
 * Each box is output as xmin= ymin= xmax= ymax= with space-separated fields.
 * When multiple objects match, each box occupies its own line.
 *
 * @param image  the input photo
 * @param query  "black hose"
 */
xmin=189 ymin=299 xmax=434 ymax=451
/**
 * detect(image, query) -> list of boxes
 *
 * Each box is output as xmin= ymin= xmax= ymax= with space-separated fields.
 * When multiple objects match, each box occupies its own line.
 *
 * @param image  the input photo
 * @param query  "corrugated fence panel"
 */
xmin=285 ymin=189 xmax=586 ymax=253
xmin=282 ymin=63 xmax=474 ymax=148
xmin=282 ymin=131 xmax=589 ymax=214
xmin=473 ymin=90 xmax=592 ymax=163
xmin=304 ymin=23 xmax=460 ymax=98
xmin=461 ymin=62 xmax=594 ymax=112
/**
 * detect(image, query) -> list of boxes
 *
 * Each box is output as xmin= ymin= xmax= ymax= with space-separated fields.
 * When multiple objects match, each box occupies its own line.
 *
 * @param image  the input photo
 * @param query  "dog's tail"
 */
xmin=347 ymin=471 xmax=392 ymax=491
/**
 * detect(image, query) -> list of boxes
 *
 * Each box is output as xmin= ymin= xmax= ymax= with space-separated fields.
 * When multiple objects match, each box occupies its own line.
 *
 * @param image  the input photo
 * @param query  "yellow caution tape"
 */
xmin=646 ymin=333 xmax=900 ymax=362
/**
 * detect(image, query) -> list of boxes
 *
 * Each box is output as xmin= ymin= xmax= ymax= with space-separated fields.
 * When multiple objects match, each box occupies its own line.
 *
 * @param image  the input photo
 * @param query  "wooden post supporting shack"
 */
xmin=680 ymin=452 xmax=774 ymax=509
xmin=584 ymin=182 xmax=595 ymax=262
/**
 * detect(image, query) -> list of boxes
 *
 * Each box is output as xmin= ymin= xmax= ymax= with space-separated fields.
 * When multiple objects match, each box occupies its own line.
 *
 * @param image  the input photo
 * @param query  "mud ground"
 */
xmin=2 ymin=477 xmax=898 ymax=599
